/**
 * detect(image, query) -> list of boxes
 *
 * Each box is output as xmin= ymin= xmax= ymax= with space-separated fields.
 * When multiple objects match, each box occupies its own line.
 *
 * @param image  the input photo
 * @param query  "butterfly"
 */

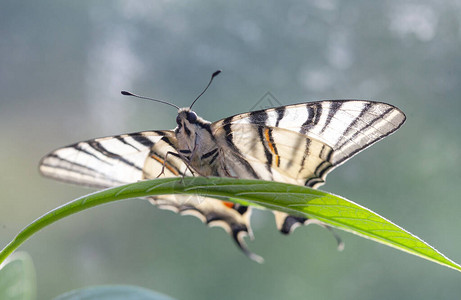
xmin=39 ymin=71 xmax=406 ymax=262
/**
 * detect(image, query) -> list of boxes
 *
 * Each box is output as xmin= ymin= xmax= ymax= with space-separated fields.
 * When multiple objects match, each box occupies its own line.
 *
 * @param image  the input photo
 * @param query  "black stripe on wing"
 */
xmin=300 ymin=102 xmax=322 ymax=135
xmin=87 ymin=140 xmax=143 ymax=171
xmin=250 ymin=111 xmax=274 ymax=174
xmin=221 ymin=117 xmax=260 ymax=179
xmin=72 ymin=144 xmax=112 ymax=165
xmin=275 ymin=106 xmax=285 ymax=127
xmin=319 ymin=101 xmax=343 ymax=134
xmin=333 ymin=106 xmax=398 ymax=165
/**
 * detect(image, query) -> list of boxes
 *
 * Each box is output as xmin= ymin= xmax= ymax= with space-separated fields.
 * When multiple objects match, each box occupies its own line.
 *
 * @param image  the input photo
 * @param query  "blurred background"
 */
xmin=1 ymin=1 xmax=461 ymax=299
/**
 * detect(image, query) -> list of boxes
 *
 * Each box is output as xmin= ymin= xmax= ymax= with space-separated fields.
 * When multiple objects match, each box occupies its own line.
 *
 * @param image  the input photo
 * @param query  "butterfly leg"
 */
xmin=176 ymin=150 xmax=210 ymax=179
xmin=161 ymin=150 xmax=207 ymax=180
xmin=156 ymin=151 xmax=184 ymax=178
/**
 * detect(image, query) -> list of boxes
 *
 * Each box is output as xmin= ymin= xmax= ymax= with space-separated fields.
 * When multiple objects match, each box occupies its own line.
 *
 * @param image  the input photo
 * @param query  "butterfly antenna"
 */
xmin=189 ymin=70 xmax=221 ymax=109
xmin=121 ymin=90 xmax=180 ymax=110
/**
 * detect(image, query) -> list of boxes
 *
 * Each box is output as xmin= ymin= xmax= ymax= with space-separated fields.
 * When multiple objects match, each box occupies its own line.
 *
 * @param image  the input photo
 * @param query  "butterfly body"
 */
xmin=40 ymin=98 xmax=405 ymax=262
xmin=174 ymin=108 xmax=220 ymax=177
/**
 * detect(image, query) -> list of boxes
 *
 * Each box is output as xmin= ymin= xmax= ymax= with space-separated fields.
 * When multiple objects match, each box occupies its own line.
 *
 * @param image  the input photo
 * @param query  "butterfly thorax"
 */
xmin=174 ymin=108 xmax=221 ymax=176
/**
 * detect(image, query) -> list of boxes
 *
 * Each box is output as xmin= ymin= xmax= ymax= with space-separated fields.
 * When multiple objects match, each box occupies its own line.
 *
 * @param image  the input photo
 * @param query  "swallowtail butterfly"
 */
xmin=39 ymin=71 xmax=406 ymax=262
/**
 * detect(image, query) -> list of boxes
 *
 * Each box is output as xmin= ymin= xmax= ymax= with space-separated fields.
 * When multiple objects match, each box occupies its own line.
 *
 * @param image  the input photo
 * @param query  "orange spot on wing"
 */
xmin=223 ymin=201 xmax=234 ymax=209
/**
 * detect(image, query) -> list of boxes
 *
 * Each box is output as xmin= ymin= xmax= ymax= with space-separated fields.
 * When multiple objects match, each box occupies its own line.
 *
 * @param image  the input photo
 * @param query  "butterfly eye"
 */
xmin=187 ymin=111 xmax=197 ymax=123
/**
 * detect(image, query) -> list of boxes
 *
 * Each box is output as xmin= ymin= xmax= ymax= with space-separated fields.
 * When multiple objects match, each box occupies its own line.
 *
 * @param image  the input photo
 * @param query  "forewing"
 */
xmin=39 ymin=131 xmax=173 ymax=188
xmin=212 ymin=100 xmax=406 ymax=187
xmin=211 ymin=100 xmax=405 ymax=234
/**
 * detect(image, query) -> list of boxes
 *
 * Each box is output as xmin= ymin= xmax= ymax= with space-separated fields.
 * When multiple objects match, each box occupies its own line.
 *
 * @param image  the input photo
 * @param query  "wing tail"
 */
xmin=149 ymin=195 xmax=262 ymax=262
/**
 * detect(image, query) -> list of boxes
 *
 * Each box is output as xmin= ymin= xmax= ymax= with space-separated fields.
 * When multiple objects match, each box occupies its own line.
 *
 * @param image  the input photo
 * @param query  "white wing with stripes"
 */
xmin=212 ymin=100 xmax=405 ymax=188
xmin=211 ymin=100 xmax=406 ymax=233
xmin=39 ymin=131 xmax=174 ymax=188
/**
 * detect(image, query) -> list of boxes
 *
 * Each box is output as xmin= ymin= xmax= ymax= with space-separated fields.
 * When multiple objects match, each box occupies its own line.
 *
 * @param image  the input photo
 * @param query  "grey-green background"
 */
xmin=1 ymin=1 xmax=461 ymax=299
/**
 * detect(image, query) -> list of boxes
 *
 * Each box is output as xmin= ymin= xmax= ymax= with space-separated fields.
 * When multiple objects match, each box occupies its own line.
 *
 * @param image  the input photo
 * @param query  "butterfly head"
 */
xmin=176 ymin=108 xmax=198 ymax=126
xmin=174 ymin=108 xmax=213 ymax=157
xmin=175 ymin=107 xmax=210 ymax=134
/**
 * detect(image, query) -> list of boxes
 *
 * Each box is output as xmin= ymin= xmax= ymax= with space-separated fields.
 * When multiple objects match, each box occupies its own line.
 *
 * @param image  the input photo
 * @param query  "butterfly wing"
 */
xmin=211 ymin=100 xmax=406 ymax=232
xmin=39 ymin=131 xmax=172 ymax=188
xmin=39 ymin=130 xmax=258 ymax=261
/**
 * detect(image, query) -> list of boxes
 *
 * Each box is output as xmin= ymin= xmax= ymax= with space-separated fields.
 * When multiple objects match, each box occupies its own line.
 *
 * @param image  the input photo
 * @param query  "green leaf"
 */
xmin=0 ymin=252 xmax=36 ymax=300
xmin=0 ymin=177 xmax=460 ymax=272
xmin=53 ymin=285 xmax=175 ymax=300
